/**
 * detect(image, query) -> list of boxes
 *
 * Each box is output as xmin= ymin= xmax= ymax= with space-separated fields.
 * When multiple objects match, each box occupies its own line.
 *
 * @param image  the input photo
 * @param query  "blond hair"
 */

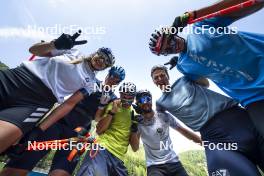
xmin=69 ymin=53 xmax=96 ymax=65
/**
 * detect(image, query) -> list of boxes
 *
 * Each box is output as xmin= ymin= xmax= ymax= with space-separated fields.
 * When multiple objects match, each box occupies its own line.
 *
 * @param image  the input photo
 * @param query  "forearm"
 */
xmin=39 ymin=103 xmax=73 ymax=131
xmin=129 ymin=133 xmax=140 ymax=152
xmin=39 ymin=91 xmax=83 ymax=131
xmin=177 ymin=127 xmax=202 ymax=144
xmin=193 ymin=0 xmax=247 ymax=17
xmin=96 ymin=115 xmax=113 ymax=135
xmin=95 ymin=108 xmax=105 ymax=122
xmin=29 ymin=41 xmax=55 ymax=57
xmin=191 ymin=0 xmax=263 ymax=20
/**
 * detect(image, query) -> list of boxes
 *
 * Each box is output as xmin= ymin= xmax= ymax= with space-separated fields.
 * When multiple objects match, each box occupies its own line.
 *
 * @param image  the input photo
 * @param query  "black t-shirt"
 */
xmin=60 ymin=90 xmax=117 ymax=129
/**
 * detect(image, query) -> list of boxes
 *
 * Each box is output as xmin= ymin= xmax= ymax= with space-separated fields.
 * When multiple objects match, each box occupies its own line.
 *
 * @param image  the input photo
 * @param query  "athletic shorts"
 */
xmin=5 ymin=122 xmax=78 ymax=174
xmin=200 ymin=106 xmax=264 ymax=176
xmin=147 ymin=162 xmax=188 ymax=176
xmin=0 ymin=66 xmax=57 ymax=134
xmin=76 ymin=147 xmax=128 ymax=176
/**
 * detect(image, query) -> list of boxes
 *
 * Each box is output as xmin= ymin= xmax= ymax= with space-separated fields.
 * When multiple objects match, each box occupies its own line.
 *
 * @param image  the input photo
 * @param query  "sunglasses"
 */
xmin=138 ymin=96 xmax=152 ymax=104
xmin=97 ymin=52 xmax=110 ymax=66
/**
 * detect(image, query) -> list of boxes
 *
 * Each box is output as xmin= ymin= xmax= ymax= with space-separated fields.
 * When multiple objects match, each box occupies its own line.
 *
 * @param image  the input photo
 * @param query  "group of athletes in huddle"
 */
xmin=0 ymin=0 xmax=264 ymax=175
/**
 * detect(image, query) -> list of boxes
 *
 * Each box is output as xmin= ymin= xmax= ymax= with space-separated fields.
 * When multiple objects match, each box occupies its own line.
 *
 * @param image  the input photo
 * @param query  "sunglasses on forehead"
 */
xmin=138 ymin=96 xmax=152 ymax=104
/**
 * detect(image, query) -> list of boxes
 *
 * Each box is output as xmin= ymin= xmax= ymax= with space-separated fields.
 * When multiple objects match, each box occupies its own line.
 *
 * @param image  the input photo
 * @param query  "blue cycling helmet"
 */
xmin=108 ymin=66 xmax=126 ymax=82
xmin=97 ymin=47 xmax=115 ymax=67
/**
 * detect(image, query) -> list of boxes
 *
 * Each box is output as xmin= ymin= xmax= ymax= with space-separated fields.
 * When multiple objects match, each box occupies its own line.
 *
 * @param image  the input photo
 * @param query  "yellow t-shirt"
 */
xmin=97 ymin=102 xmax=132 ymax=161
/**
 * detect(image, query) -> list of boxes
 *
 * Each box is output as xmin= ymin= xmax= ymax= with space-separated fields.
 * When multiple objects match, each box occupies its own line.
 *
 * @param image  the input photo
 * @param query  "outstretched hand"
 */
xmin=54 ymin=30 xmax=87 ymax=50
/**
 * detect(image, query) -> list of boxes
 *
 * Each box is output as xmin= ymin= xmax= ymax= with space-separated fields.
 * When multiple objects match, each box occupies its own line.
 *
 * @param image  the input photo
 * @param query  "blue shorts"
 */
xmin=200 ymin=106 xmax=264 ymax=176
xmin=76 ymin=147 xmax=128 ymax=176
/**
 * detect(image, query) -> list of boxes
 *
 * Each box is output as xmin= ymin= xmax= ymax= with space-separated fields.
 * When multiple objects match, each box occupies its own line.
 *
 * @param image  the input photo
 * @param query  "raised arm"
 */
xmin=192 ymin=0 xmax=264 ymax=21
xmin=129 ymin=132 xmax=140 ymax=152
xmin=168 ymin=113 xmax=202 ymax=145
xmin=176 ymin=125 xmax=202 ymax=145
xmin=39 ymin=91 xmax=84 ymax=131
xmin=96 ymin=114 xmax=113 ymax=135
xmin=29 ymin=31 xmax=87 ymax=57
xmin=96 ymin=100 xmax=120 ymax=135
xmin=29 ymin=41 xmax=56 ymax=57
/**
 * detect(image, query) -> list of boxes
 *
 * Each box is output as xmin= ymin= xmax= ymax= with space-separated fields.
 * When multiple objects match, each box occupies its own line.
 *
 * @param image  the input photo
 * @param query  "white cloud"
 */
xmin=0 ymin=27 xmax=53 ymax=41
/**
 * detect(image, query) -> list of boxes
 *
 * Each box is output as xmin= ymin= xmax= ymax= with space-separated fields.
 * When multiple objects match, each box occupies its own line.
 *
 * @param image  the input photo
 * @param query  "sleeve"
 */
xmin=83 ymin=79 xmax=97 ymax=96
xmin=156 ymin=102 xmax=165 ymax=112
xmin=50 ymin=49 xmax=68 ymax=57
xmin=78 ymin=83 xmax=96 ymax=98
xmin=184 ymin=74 xmax=202 ymax=81
xmin=51 ymin=49 xmax=83 ymax=59
xmin=110 ymin=93 xmax=118 ymax=102
xmin=176 ymin=61 xmax=202 ymax=81
xmin=79 ymin=88 xmax=90 ymax=97
xmin=193 ymin=17 xmax=236 ymax=28
xmin=166 ymin=112 xmax=181 ymax=129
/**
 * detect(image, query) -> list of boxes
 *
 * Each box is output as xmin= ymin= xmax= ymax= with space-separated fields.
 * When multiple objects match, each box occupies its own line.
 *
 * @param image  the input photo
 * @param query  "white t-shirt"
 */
xmin=22 ymin=49 xmax=97 ymax=103
xmin=138 ymin=111 xmax=181 ymax=167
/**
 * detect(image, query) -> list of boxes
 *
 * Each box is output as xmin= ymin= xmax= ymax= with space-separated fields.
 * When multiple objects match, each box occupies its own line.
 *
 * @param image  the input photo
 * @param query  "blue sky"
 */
xmin=0 ymin=0 xmax=263 ymax=152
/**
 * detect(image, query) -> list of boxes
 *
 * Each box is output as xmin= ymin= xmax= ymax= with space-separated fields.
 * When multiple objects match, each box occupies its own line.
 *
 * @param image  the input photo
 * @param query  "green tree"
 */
xmin=0 ymin=61 xmax=9 ymax=70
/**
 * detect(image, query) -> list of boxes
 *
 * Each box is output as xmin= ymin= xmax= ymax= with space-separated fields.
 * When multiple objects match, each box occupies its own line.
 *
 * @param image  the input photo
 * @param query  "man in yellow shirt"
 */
xmin=76 ymin=82 xmax=139 ymax=176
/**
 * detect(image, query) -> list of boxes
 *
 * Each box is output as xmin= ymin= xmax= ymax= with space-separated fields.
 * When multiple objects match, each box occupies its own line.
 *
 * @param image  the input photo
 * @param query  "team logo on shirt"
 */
xmin=156 ymin=128 xmax=165 ymax=138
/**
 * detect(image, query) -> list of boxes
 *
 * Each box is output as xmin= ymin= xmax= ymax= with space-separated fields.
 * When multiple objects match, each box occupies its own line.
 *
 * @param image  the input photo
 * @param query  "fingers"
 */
xmin=71 ymin=30 xmax=87 ymax=46
xmin=164 ymin=62 xmax=170 ymax=65
xmin=71 ymin=30 xmax=82 ymax=40
xmin=74 ymin=40 xmax=88 ymax=45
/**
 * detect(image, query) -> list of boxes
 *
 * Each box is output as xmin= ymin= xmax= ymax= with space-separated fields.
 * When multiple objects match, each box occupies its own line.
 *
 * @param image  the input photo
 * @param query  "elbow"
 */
xmin=131 ymin=145 xmax=139 ymax=152
xmin=96 ymin=128 xmax=103 ymax=135
xmin=29 ymin=46 xmax=44 ymax=57
xmin=201 ymin=79 xmax=209 ymax=88
xmin=96 ymin=126 xmax=106 ymax=135
xmin=29 ymin=46 xmax=36 ymax=55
